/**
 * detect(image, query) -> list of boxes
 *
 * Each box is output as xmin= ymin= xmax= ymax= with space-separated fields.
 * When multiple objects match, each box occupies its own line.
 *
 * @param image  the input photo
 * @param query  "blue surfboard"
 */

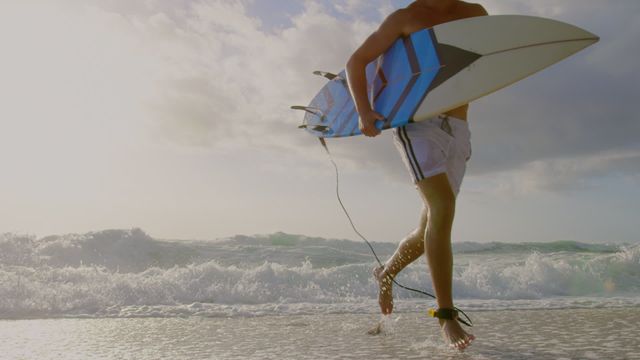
xmin=292 ymin=15 xmax=598 ymax=138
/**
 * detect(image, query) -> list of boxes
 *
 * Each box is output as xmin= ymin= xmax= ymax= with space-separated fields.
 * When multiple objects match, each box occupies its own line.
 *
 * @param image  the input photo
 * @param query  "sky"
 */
xmin=0 ymin=0 xmax=638 ymax=244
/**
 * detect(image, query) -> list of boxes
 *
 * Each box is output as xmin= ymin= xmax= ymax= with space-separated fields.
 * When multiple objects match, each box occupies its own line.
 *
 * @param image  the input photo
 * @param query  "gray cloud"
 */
xmin=110 ymin=1 xmax=379 ymax=153
xmin=460 ymin=0 xmax=640 ymax=192
xmin=490 ymin=149 xmax=640 ymax=194
xmin=61 ymin=0 xmax=639 ymax=192
xmin=334 ymin=0 xmax=640 ymax=191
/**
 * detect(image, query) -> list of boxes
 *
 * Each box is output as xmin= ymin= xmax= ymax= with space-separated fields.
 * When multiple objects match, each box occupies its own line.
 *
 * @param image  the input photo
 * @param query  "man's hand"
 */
xmin=359 ymin=110 xmax=384 ymax=137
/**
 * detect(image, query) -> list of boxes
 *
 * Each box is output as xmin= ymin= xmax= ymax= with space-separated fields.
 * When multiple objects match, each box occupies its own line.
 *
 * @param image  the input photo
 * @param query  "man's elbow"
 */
xmin=346 ymin=56 xmax=357 ymax=73
xmin=346 ymin=53 xmax=366 ymax=73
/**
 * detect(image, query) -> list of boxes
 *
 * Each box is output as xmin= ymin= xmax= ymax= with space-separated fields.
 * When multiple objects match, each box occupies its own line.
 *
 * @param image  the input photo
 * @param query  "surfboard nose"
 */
xmin=569 ymin=23 xmax=599 ymax=46
xmin=432 ymin=15 xmax=600 ymax=55
xmin=582 ymin=30 xmax=600 ymax=44
xmin=413 ymin=15 xmax=600 ymax=122
xmin=567 ymin=25 xmax=600 ymax=52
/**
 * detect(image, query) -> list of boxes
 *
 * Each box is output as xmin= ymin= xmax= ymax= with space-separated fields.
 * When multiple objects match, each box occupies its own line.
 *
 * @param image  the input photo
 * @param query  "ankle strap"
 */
xmin=428 ymin=308 xmax=459 ymax=320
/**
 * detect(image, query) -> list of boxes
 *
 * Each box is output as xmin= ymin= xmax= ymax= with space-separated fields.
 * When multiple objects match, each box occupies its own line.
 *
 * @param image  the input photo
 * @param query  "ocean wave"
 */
xmin=0 ymin=229 xmax=638 ymax=318
xmin=0 ymin=229 xmax=626 ymax=271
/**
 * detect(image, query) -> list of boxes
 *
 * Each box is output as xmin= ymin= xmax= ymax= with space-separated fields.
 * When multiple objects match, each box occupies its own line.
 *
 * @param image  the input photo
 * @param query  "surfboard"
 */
xmin=292 ymin=15 xmax=599 ymax=138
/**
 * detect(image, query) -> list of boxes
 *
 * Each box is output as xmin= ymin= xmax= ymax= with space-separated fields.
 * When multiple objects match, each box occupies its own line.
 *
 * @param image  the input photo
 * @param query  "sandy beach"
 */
xmin=1 ymin=307 xmax=638 ymax=360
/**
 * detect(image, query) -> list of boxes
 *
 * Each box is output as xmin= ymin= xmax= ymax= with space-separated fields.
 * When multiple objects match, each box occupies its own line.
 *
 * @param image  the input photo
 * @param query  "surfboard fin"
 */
xmin=313 ymin=71 xmax=348 ymax=87
xmin=290 ymin=105 xmax=325 ymax=120
xmin=291 ymin=105 xmax=333 ymax=135
xmin=297 ymin=124 xmax=331 ymax=133
xmin=313 ymin=71 xmax=340 ymax=80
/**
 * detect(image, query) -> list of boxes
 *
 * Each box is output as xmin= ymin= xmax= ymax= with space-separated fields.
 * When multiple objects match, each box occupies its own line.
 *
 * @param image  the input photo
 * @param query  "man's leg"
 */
xmin=417 ymin=172 xmax=474 ymax=350
xmin=374 ymin=207 xmax=428 ymax=315
xmin=368 ymin=207 xmax=428 ymax=335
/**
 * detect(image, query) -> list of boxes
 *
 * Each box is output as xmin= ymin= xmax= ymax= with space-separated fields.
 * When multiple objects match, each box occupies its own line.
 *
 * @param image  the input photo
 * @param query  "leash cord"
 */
xmin=319 ymin=137 xmax=473 ymax=327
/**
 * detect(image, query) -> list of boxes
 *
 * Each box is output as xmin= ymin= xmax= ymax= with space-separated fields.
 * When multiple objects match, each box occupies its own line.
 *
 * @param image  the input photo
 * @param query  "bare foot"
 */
xmin=367 ymin=321 xmax=383 ymax=335
xmin=373 ymin=265 xmax=394 ymax=315
xmin=439 ymin=318 xmax=476 ymax=350
xmin=367 ymin=315 xmax=395 ymax=335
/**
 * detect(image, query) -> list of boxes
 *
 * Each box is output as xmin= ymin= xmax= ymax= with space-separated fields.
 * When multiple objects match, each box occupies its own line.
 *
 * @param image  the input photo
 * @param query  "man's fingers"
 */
xmin=363 ymin=129 xmax=378 ymax=137
xmin=359 ymin=112 xmax=384 ymax=137
xmin=364 ymin=128 xmax=381 ymax=137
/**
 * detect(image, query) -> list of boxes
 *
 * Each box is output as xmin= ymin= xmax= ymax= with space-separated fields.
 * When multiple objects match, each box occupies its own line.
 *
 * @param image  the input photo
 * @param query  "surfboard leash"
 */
xmin=318 ymin=137 xmax=473 ymax=327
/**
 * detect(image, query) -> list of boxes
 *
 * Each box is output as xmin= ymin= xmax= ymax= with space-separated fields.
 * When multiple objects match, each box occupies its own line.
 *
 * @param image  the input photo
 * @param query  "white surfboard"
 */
xmin=413 ymin=15 xmax=600 ymax=121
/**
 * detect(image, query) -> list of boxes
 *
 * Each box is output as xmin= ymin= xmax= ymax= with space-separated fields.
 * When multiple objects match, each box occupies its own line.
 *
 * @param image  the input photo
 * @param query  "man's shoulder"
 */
xmin=458 ymin=1 xmax=489 ymax=16
xmin=378 ymin=8 xmax=414 ymax=35
xmin=399 ymin=2 xmax=488 ymax=19
xmin=380 ymin=2 xmax=487 ymax=36
xmin=385 ymin=7 xmax=413 ymax=23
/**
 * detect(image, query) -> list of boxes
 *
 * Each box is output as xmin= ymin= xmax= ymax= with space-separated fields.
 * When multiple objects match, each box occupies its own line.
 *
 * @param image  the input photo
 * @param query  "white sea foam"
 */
xmin=0 ymin=229 xmax=638 ymax=318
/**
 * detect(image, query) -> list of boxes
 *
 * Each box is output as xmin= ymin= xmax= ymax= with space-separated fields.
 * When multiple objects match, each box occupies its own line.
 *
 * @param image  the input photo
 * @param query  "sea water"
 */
xmin=1 ymin=229 xmax=639 ymax=359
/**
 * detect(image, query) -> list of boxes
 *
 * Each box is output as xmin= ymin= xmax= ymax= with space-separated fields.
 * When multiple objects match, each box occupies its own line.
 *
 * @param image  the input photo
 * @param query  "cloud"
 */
xmin=148 ymin=0 xmax=640 ymax=192
xmin=487 ymin=148 xmax=640 ymax=195
xmin=455 ymin=0 xmax=640 ymax=193
xmin=113 ymin=0 xmax=382 ymax=153
xmin=2 ymin=0 xmax=636 ymax=194
xmin=328 ymin=0 xmax=640 ymax=192
xmin=0 ymin=0 xmax=376 ymax=152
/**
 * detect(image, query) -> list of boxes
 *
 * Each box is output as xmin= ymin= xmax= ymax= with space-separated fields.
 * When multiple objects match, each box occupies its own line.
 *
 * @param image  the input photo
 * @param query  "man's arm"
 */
xmin=346 ymin=10 xmax=409 ymax=137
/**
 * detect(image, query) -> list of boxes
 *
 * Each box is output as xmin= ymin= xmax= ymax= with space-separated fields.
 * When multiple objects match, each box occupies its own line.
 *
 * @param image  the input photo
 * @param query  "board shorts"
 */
xmin=392 ymin=115 xmax=472 ymax=196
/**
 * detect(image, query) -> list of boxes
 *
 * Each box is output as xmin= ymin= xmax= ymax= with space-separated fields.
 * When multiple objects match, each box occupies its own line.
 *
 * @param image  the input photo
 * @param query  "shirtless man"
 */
xmin=345 ymin=0 xmax=488 ymax=350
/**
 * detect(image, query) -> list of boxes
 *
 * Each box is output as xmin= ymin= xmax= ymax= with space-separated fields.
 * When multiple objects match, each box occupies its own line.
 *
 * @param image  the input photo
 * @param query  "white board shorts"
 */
xmin=392 ymin=115 xmax=471 ymax=196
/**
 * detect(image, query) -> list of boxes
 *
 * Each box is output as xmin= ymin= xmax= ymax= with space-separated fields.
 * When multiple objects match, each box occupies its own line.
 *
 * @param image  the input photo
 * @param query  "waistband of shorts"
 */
xmin=429 ymin=115 xmax=469 ymax=131
xmin=437 ymin=114 xmax=467 ymax=124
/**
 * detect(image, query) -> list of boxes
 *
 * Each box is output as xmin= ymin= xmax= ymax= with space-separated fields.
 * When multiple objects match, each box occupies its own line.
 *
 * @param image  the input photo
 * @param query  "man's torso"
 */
xmin=399 ymin=1 xmax=484 ymax=120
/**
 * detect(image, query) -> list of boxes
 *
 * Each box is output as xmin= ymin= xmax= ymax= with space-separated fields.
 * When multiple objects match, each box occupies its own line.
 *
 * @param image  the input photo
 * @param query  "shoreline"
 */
xmin=1 ymin=307 xmax=639 ymax=359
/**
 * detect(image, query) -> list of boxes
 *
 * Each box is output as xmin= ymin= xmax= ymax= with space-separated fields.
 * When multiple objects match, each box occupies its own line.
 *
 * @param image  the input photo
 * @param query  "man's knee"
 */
xmin=408 ymin=227 xmax=424 ymax=241
xmin=417 ymin=172 xmax=454 ymax=198
xmin=429 ymin=199 xmax=455 ymax=220
xmin=426 ymin=206 xmax=455 ymax=236
xmin=417 ymin=173 xmax=455 ymax=219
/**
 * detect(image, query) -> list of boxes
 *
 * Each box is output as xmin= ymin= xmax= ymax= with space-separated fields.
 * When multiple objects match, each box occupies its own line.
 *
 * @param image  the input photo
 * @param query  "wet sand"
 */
xmin=1 ymin=307 xmax=638 ymax=359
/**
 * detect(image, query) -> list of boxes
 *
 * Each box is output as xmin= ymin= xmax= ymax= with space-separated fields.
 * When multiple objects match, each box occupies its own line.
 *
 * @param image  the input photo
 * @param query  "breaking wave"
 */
xmin=1 ymin=229 xmax=638 ymax=318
